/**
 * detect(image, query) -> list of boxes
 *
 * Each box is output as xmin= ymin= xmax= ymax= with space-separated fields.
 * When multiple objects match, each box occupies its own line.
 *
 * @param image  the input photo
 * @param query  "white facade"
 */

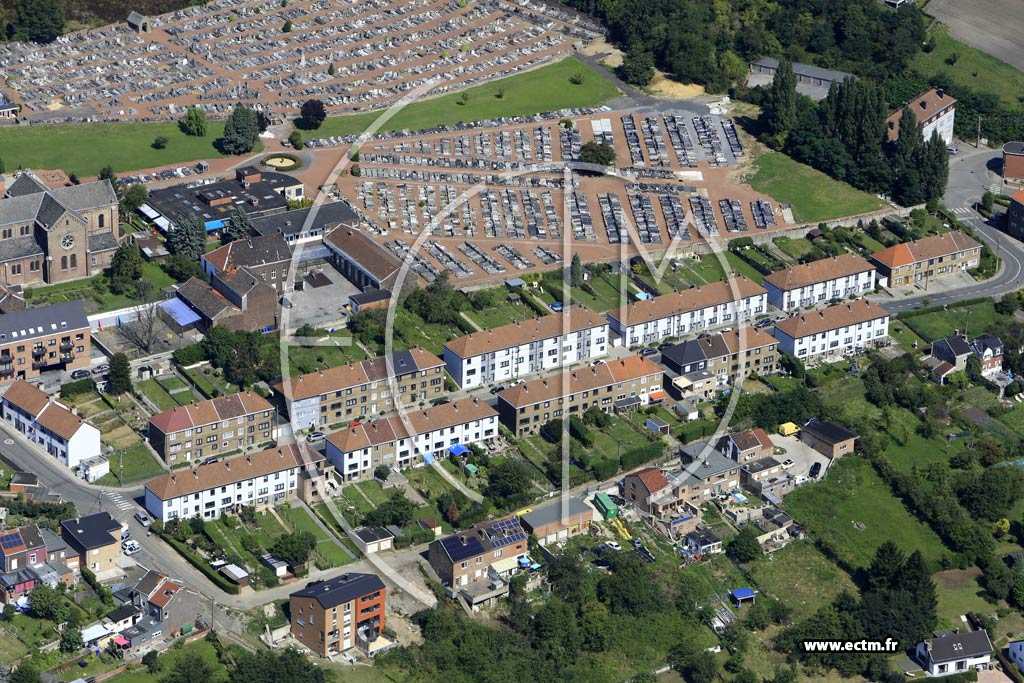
xmin=613 ymin=292 xmax=767 ymax=347
xmin=774 ymin=315 xmax=890 ymax=361
xmin=916 ymin=642 xmax=990 ymax=677
xmin=326 ymin=414 xmax=499 ymax=481
xmin=765 ymin=271 xmax=875 ymax=311
xmin=924 ymin=108 xmax=956 ymax=147
xmin=80 ymin=456 xmax=110 ymax=483
xmin=1 ymin=398 xmax=101 ymax=470
xmin=445 ymin=325 xmax=608 ymax=388
xmin=145 ymin=467 xmax=302 ymax=522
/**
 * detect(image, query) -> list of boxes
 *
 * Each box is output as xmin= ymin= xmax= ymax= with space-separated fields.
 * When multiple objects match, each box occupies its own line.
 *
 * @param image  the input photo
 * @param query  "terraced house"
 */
xmin=495 ymin=356 xmax=664 ymax=437
xmin=607 ymin=277 xmax=766 ymax=347
xmin=870 ymin=232 xmax=981 ymax=288
xmin=147 ymin=391 xmax=277 ymax=464
xmin=143 ymin=444 xmax=326 ymax=522
xmin=762 ymin=253 xmax=876 ymax=311
xmin=660 ymin=327 xmax=778 ymax=397
xmin=444 ymin=308 xmax=609 ymax=388
xmin=1 ymin=380 xmax=100 ymax=469
xmin=324 ymin=398 xmax=498 ymax=481
xmin=274 ymin=348 xmax=444 ymax=429
xmin=773 ymin=300 xmax=890 ymax=362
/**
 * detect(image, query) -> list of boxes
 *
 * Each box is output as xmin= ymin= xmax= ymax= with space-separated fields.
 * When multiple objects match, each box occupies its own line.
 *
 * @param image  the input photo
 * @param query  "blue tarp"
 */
xmin=730 ymin=588 xmax=755 ymax=601
xmin=449 ymin=444 xmax=470 ymax=456
xmin=204 ymin=219 xmax=226 ymax=233
xmin=423 ymin=452 xmax=434 ymax=465
xmin=160 ymin=298 xmax=202 ymax=327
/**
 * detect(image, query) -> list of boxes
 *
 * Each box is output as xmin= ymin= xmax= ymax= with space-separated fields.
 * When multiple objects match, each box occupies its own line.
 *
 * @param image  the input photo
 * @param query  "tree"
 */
xmin=180 ymin=106 xmax=208 ymax=137
xmin=727 ymin=525 xmax=762 ymax=563
xmin=13 ymin=0 xmax=63 ymax=43
xmin=28 ymin=584 xmax=67 ymax=622
xmin=996 ymin=292 xmax=1020 ymax=315
xmin=166 ymin=213 xmax=207 ymax=260
xmin=981 ymin=191 xmax=995 ymax=213
xmin=617 ymin=48 xmax=655 ymax=86
xmin=220 ymin=103 xmax=260 ymax=155
xmin=288 ymin=129 xmax=303 ymax=149
xmin=9 ymin=662 xmax=40 ymax=683
xmin=230 ymin=648 xmax=328 ymax=683
xmin=99 ymin=165 xmax=116 ymax=182
xmin=162 ymin=253 xmax=206 ymax=283
xmin=761 ymin=59 xmax=797 ymax=147
xmin=152 ymin=136 xmax=169 ymax=149
xmin=569 ymin=253 xmax=583 ymax=287
xmin=59 ymin=625 xmax=83 ymax=653
xmin=374 ymin=465 xmax=390 ymax=481
xmin=579 ymin=141 xmax=616 ymax=167
xmin=108 ymin=243 xmax=144 ymax=293
xmin=108 ymin=352 xmax=132 ymax=395
xmin=221 ymin=206 xmax=252 ymax=244
xmin=270 ymin=532 xmax=316 ymax=567
xmin=685 ymin=651 xmax=722 ymax=683
xmin=299 ymin=99 xmax=327 ymax=129
xmin=118 ymin=303 xmax=162 ymax=353
xmin=485 ymin=459 xmax=533 ymax=508
xmin=163 ymin=649 xmax=215 ymax=683
xmin=282 ymin=19 xmax=292 ymax=32
xmin=121 ymin=183 xmax=149 ymax=213
xmin=779 ymin=352 xmax=805 ymax=379
xmin=143 ymin=650 xmax=161 ymax=673
xmin=598 ymin=552 xmax=663 ymax=617
xmin=959 ymin=467 xmax=1024 ymax=521
xmin=327 ymin=63 xmax=335 ymax=76
xmin=364 ymin=489 xmax=416 ymax=527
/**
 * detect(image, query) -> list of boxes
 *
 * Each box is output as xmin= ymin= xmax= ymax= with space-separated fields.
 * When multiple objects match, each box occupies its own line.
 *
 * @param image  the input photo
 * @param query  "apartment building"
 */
xmin=660 ymin=327 xmax=779 ymax=391
xmin=495 ymin=356 xmax=664 ymax=438
xmin=427 ymin=516 xmax=528 ymax=589
xmin=325 ymin=397 xmax=498 ymax=481
xmin=762 ymin=254 xmax=876 ymax=311
xmin=870 ymin=232 xmax=982 ymax=288
xmin=290 ymin=573 xmax=386 ymax=657
xmin=886 ymin=88 xmax=957 ymax=146
xmin=607 ymin=277 xmax=766 ymax=347
xmin=444 ymin=308 xmax=609 ymax=388
xmin=2 ymin=380 xmax=101 ymax=469
xmin=773 ymin=300 xmax=890 ymax=362
xmin=274 ymin=348 xmax=444 ymax=429
xmin=0 ymin=300 xmax=90 ymax=381
xmin=147 ymin=391 xmax=277 ymax=464
xmin=1009 ymin=189 xmax=1024 ymax=240
xmin=143 ymin=444 xmax=326 ymax=522
xmin=201 ymin=234 xmax=293 ymax=293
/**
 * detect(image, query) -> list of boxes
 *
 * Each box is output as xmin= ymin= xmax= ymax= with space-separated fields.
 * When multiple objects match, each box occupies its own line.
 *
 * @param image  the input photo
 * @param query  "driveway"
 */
xmin=772 ymin=435 xmax=830 ymax=480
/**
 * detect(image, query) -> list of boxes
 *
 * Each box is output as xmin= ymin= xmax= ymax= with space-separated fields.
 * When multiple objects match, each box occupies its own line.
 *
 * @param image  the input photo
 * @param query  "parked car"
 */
xmin=92 ymin=364 xmax=109 ymax=375
xmin=70 ymin=370 xmax=91 ymax=380
xmin=947 ymin=146 xmax=959 ymax=155
xmin=121 ymin=529 xmax=132 ymax=541
xmin=133 ymin=512 xmax=151 ymax=528
xmin=122 ymin=540 xmax=141 ymax=556
xmin=490 ymin=385 xmax=506 ymax=395
xmin=781 ymin=459 xmax=794 ymax=468
xmin=549 ymin=301 xmax=564 ymax=312
xmin=809 ymin=462 xmax=822 ymax=478
xmin=640 ymin=348 xmax=658 ymax=357
xmin=202 ymin=457 xmax=220 ymax=465
xmin=602 ymin=541 xmax=622 ymax=552
xmin=306 ymin=432 xmax=325 ymax=443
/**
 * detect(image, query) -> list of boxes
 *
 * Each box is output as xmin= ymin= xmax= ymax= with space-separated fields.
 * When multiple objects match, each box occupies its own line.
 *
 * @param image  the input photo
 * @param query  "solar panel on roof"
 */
xmin=0 ymin=532 xmax=23 ymax=549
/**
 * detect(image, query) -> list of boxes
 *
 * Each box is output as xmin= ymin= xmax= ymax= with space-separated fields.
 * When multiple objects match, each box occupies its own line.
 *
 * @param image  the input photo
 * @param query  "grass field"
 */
xmin=747 ymin=151 xmax=886 ymax=223
xmin=724 ymin=251 xmax=765 ymax=283
xmin=96 ymin=442 xmax=165 ymax=486
xmin=902 ymin=300 xmax=1000 ymax=342
xmin=315 ymin=58 xmax=619 ymax=139
xmin=932 ymin=567 xmax=993 ymax=626
xmin=818 ymin=377 xmax=882 ymax=426
xmin=0 ymin=121 xmax=254 ymax=178
xmin=138 ymin=379 xmax=179 ymax=412
xmin=106 ymin=640 xmax=228 ymax=683
xmin=281 ymin=505 xmax=354 ymax=566
xmin=783 ymin=456 xmax=948 ymax=570
xmin=773 ymin=236 xmax=815 ymax=261
xmin=288 ymin=334 xmax=367 ymax=375
xmin=912 ymin=24 xmax=1024 ymax=109
xmin=26 ymin=262 xmax=175 ymax=313
xmin=748 ymin=541 xmax=857 ymax=618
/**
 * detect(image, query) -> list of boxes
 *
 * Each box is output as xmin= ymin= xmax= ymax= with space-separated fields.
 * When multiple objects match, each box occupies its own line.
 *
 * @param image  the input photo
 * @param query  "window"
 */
xmin=61 ymin=255 xmax=68 ymax=271
xmin=70 ymin=254 xmax=77 ymax=269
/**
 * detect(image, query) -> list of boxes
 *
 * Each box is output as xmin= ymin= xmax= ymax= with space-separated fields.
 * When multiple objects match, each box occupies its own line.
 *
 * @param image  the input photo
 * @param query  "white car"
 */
xmin=781 ymin=459 xmax=794 ymax=469
xmin=122 ymin=540 xmax=141 ymax=556
xmin=602 ymin=541 xmax=622 ymax=552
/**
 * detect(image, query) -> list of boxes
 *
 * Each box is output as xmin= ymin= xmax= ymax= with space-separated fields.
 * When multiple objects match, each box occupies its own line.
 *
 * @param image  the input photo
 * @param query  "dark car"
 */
xmin=92 ymin=364 xmax=110 ymax=375
xmin=809 ymin=462 xmax=822 ymax=478
xmin=490 ymin=385 xmax=506 ymax=395
xmin=640 ymin=348 xmax=658 ymax=357
xmin=430 ymin=397 xmax=451 ymax=405
xmin=70 ymin=369 xmax=91 ymax=380
xmin=202 ymin=457 xmax=220 ymax=465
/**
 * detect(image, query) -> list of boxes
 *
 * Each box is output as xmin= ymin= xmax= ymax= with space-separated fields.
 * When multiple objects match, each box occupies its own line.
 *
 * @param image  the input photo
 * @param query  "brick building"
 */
xmin=886 ymin=88 xmax=957 ymax=146
xmin=147 ymin=391 xmax=277 ymax=464
xmin=427 ymin=517 xmax=528 ymax=589
xmin=1008 ymin=189 xmax=1024 ymax=240
xmin=202 ymin=234 xmax=292 ymax=293
xmin=660 ymin=327 xmax=779 ymax=394
xmin=870 ymin=232 xmax=982 ymax=288
xmin=1004 ymin=143 xmax=1024 ymax=187
xmin=0 ymin=300 xmax=90 ymax=381
xmin=290 ymin=573 xmax=386 ymax=657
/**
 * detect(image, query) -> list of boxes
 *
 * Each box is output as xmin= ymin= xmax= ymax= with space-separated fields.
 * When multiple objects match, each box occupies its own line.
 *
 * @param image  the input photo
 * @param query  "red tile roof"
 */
xmin=886 ymin=88 xmax=957 ymax=142
xmin=148 ymin=391 xmax=273 ymax=435
xmin=606 ymin=277 xmax=765 ymax=327
xmin=630 ymin=467 xmax=670 ymax=494
xmin=870 ymin=232 xmax=981 ymax=269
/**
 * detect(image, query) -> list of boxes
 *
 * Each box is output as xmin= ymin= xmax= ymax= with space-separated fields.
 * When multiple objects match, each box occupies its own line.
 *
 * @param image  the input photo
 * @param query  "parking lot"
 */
xmin=0 ymin=0 xmax=599 ymax=123
xmin=773 ymin=434 xmax=831 ymax=482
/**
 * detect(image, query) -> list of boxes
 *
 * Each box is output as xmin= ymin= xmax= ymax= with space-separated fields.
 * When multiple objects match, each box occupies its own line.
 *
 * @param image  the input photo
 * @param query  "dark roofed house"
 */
xmin=916 ymin=629 xmax=992 ymax=676
xmin=250 ymin=200 xmax=359 ymax=244
xmin=427 ymin=516 xmax=528 ymax=592
xmin=747 ymin=57 xmax=853 ymax=101
xmin=801 ymin=419 xmax=858 ymax=459
xmin=202 ymin=234 xmax=292 ymax=293
xmin=290 ymin=573 xmax=386 ymax=656
xmin=684 ymin=529 xmax=723 ymax=556
xmin=60 ymin=512 xmax=121 ymax=573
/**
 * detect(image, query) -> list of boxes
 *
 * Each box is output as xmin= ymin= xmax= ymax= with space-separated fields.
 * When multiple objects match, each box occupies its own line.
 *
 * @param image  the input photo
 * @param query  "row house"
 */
xmin=495 ymin=356 xmax=664 ymax=437
xmin=762 ymin=254 xmax=876 ymax=311
xmin=444 ymin=308 xmax=609 ymax=388
xmin=324 ymin=397 xmax=498 ymax=481
xmin=623 ymin=445 xmax=741 ymax=517
xmin=274 ymin=348 xmax=445 ymax=429
xmin=2 ymin=380 xmax=101 ymax=469
xmin=773 ymin=300 xmax=890 ymax=362
xmin=0 ymin=525 xmax=74 ymax=602
xmin=144 ymin=444 xmax=326 ymax=522
xmin=660 ymin=327 xmax=779 ymax=395
xmin=607 ymin=277 xmax=766 ymax=347
xmin=147 ymin=391 xmax=278 ymax=465
xmin=870 ymin=232 xmax=981 ymax=288
xmin=427 ymin=516 xmax=528 ymax=590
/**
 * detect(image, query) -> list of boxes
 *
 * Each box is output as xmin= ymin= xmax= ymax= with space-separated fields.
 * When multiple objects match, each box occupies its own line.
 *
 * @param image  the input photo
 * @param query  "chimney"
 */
xmin=819 ymin=311 xmax=824 ymax=319
xmin=460 ymin=535 xmax=467 ymax=545
xmin=279 ymin=448 xmax=284 ymax=458
xmin=225 ymin=461 xmax=230 ymax=471
xmin=453 ymin=402 xmax=459 ymax=412
xmin=171 ymin=474 xmax=176 ymax=484
xmin=246 ymin=455 xmax=252 ymax=465
xmin=193 ymin=470 xmax=199 ymax=479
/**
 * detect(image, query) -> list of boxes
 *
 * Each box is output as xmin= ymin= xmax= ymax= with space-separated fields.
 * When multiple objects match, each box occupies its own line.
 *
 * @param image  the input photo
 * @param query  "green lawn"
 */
xmin=281 ymin=505 xmax=355 ymax=567
xmin=933 ymin=567 xmax=994 ymax=627
xmin=817 ymin=377 xmax=882 ymax=426
xmin=888 ymin=320 xmax=927 ymax=353
xmin=902 ymin=300 xmax=1001 ymax=342
xmin=25 ymin=262 xmax=175 ymax=314
xmin=748 ymin=541 xmax=857 ymax=618
xmin=783 ymin=456 xmax=948 ymax=570
xmin=288 ymin=335 xmax=368 ymax=376
xmin=466 ymin=300 xmax=535 ymax=329
xmin=138 ymin=379 xmax=179 ymax=412
xmin=0 ymin=121 xmax=260 ymax=178
xmin=773 ymin=236 xmax=815 ymax=261
xmin=315 ymin=58 xmax=619 ymax=138
xmin=998 ymin=403 xmax=1024 ymax=437
xmin=724 ymin=251 xmax=765 ymax=284
xmin=405 ymin=465 xmax=456 ymax=500
xmin=96 ymin=442 xmax=165 ymax=486
xmin=747 ymin=151 xmax=886 ymax=223
xmin=105 ymin=640 xmax=227 ymax=683
xmin=912 ymin=24 xmax=1024 ymax=109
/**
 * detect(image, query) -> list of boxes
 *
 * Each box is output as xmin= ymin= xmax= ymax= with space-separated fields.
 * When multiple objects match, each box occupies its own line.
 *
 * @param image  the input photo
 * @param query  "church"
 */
xmin=0 ymin=172 xmax=121 ymax=287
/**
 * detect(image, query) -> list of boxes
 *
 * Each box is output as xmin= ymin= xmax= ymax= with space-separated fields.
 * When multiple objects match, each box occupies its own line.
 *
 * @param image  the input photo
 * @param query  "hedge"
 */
xmin=173 ymin=343 xmax=206 ymax=367
xmin=620 ymin=443 xmax=665 ymax=470
xmin=159 ymin=533 xmax=239 ymax=594
xmin=61 ymin=378 xmax=96 ymax=398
